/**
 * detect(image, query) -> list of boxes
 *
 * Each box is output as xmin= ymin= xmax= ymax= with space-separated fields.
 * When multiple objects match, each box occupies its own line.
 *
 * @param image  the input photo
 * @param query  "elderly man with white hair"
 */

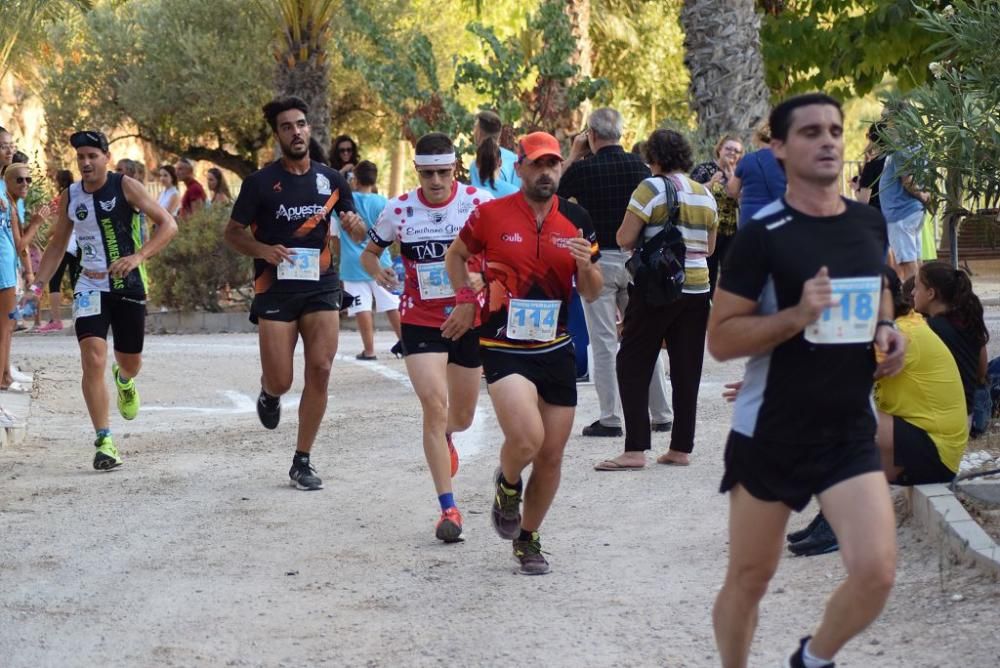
xmin=557 ymin=108 xmax=672 ymax=458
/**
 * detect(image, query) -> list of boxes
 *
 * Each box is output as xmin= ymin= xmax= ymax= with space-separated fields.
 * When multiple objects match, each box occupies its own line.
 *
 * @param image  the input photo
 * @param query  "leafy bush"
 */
xmin=147 ymin=205 xmax=252 ymax=312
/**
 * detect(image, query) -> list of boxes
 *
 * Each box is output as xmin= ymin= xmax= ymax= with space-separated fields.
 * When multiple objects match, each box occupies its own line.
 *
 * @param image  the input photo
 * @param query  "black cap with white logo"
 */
xmin=69 ymin=130 xmax=110 ymax=152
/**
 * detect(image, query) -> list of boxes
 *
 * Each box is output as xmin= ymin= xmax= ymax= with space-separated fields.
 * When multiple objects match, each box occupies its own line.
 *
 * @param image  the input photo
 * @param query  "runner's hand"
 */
xmin=261 ymin=244 xmax=294 ymax=266
xmin=874 ymin=326 xmax=906 ymax=379
xmin=109 ymin=254 xmax=143 ymax=278
xmin=722 ymin=380 xmax=743 ymax=403
xmin=796 ymin=266 xmax=835 ymax=325
xmin=468 ymin=272 xmax=485 ymax=292
xmin=340 ymin=211 xmax=367 ymax=243
xmin=374 ymin=266 xmax=398 ymax=292
xmin=440 ymin=303 xmax=476 ymax=341
xmin=568 ymin=229 xmax=594 ymax=268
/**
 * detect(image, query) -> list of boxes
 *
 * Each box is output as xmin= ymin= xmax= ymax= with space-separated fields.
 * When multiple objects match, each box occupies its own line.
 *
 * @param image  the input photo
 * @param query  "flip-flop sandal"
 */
xmin=594 ymin=459 xmax=645 ymax=471
xmin=656 ymin=454 xmax=690 ymax=466
xmin=355 ymin=353 xmax=378 ymax=361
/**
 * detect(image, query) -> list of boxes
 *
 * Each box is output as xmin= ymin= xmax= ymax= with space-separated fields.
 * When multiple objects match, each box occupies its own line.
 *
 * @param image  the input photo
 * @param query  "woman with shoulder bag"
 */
xmin=594 ymin=129 xmax=719 ymax=471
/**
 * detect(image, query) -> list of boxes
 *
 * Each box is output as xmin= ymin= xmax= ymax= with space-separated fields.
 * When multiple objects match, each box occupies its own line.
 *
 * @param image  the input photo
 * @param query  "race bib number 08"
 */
xmin=73 ymin=291 xmax=102 ymax=320
xmin=277 ymin=248 xmax=320 ymax=281
xmin=416 ymin=261 xmax=454 ymax=300
xmin=507 ymin=299 xmax=560 ymax=342
xmin=804 ymin=276 xmax=881 ymax=345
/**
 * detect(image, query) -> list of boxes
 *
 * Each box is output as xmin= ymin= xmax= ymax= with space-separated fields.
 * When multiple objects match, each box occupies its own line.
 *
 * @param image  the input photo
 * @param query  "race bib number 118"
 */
xmin=804 ymin=276 xmax=881 ymax=345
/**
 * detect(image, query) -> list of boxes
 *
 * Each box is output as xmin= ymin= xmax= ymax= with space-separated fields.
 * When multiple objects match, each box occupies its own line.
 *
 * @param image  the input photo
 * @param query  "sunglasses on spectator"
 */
xmin=15 ymin=176 xmax=31 ymax=184
xmin=338 ymin=147 xmax=354 ymax=154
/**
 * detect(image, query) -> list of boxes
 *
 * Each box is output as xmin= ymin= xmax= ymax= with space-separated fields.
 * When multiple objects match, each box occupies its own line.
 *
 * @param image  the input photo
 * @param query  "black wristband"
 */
xmin=876 ymin=320 xmax=897 ymax=330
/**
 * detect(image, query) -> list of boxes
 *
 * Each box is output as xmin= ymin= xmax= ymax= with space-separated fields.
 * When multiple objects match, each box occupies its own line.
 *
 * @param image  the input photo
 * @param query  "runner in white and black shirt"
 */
xmin=224 ymin=96 xmax=365 ymax=491
xmin=707 ymin=94 xmax=906 ymax=668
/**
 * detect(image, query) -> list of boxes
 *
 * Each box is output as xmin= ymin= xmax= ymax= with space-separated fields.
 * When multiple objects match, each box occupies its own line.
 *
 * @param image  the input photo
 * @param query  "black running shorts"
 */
xmin=74 ymin=291 xmax=146 ymax=354
xmin=481 ymin=344 xmax=577 ymax=407
xmin=720 ymin=431 xmax=882 ymax=512
xmin=400 ymin=324 xmax=480 ymax=368
xmin=892 ymin=416 xmax=956 ymax=485
xmin=250 ymin=287 xmax=342 ymax=324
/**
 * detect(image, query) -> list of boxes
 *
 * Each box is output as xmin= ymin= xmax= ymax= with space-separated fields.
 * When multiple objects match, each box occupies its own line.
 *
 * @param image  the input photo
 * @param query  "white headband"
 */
xmin=414 ymin=153 xmax=456 ymax=167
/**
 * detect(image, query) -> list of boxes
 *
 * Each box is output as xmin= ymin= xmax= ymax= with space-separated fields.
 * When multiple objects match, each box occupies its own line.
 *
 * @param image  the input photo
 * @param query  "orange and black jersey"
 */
xmin=231 ymin=161 xmax=355 ymax=294
xmin=459 ymin=193 xmax=600 ymax=353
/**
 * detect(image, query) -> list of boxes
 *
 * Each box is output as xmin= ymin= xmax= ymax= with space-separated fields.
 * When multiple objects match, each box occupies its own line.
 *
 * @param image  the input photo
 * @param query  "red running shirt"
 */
xmin=459 ymin=192 xmax=599 ymax=353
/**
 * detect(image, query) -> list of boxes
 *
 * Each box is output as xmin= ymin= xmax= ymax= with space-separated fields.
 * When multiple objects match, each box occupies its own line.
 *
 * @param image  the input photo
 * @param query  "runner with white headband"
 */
xmin=361 ymin=132 xmax=493 ymax=543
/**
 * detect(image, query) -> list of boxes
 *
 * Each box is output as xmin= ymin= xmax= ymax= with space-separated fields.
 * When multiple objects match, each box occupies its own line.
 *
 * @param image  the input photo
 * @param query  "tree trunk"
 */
xmin=275 ymin=52 xmax=331 ymax=153
xmin=561 ymin=0 xmax=592 ymax=136
xmin=389 ymin=138 xmax=407 ymax=198
xmin=680 ymin=0 xmax=771 ymax=143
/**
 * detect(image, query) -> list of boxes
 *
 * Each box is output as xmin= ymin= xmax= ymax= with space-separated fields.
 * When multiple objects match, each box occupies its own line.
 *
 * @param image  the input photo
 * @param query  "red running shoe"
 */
xmin=435 ymin=506 xmax=464 ymax=543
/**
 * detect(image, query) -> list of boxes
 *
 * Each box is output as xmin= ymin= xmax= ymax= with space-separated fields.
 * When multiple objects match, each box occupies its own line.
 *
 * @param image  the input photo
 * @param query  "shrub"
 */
xmin=147 ymin=205 xmax=252 ymax=312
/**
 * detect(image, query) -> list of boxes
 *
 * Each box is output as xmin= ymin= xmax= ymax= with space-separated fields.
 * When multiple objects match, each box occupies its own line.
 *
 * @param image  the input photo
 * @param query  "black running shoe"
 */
xmin=787 ymin=512 xmax=825 ymax=543
xmin=257 ymin=388 xmax=281 ymax=429
xmin=512 ymin=531 xmax=550 ymax=575
xmin=784 ymin=636 xmax=835 ymax=668
xmin=289 ymin=461 xmax=323 ymax=490
xmin=788 ymin=516 xmax=838 ymax=557
xmin=581 ymin=420 xmax=622 ymax=437
xmin=491 ymin=466 xmax=522 ymax=540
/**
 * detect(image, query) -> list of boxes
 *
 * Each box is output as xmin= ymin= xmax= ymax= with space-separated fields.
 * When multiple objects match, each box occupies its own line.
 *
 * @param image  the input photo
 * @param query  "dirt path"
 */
xmin=1 ymin=333 xmax=998 ymax=667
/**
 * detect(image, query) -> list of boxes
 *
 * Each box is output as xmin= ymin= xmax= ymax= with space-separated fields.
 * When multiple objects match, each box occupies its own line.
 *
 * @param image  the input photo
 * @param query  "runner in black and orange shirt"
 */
xmin=224 ymin=96 xmax=365 ymax=491
xmin=444 ymin=132 xmax=603 ymax=574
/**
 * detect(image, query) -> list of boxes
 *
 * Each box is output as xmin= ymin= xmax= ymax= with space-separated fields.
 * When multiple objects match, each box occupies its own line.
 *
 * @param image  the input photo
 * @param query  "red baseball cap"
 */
xmin=517 ymin=132 xmax=563 ymax=162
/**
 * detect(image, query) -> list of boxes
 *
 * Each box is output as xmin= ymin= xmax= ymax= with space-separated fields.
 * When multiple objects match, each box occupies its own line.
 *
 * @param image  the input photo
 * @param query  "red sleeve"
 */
xmin=458 ymin=206 xmax=486 ymax=254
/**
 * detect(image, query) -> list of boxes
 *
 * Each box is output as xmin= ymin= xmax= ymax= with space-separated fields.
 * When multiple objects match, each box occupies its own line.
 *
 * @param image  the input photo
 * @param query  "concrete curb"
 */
xmin=0 ymin=382 xmax=31 ymax=450
xmin=906 ymin=484 xmax=1000 ymax=577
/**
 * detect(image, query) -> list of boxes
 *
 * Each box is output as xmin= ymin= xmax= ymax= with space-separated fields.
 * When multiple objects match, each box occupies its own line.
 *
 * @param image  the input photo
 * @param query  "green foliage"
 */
xmin=454 ymin=0 xmax=608 ymax=132
xmin=760 ymin=0 xmax=947 ymax=98
xmin=41 ymin=0 xmax=274 ymax=176
xmin=147 ymin=205 xmax=252 ymax=312
xmin=885 ymin=0 xmax=1000 ymax=211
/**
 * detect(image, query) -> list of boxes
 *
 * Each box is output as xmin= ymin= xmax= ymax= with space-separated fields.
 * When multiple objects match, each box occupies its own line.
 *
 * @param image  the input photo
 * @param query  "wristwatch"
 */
xmin=876 ymin=320 xmax=897 ymax=331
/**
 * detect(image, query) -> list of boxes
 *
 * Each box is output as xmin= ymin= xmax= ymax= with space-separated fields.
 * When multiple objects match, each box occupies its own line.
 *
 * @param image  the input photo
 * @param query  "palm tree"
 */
xmin=265 ymin=0 xmax=338 ymax=151
xmin=679 ymin=0 xmax=770 ymax=142
xmin=0 ymin=0 xmax=95 ymax=83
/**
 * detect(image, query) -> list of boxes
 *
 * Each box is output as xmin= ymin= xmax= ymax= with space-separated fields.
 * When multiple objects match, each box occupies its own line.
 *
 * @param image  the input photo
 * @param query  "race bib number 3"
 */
xmin=416 ymin=261 xmax=454 ymax=300
xmin=277 ymin=248 xmax=320 ymax=281
xmin=507 ymin=299 xmax=560 ymax=342
xmin=805 ymin=276 xmax=881 ymax=345
xmin=73 ymin=291 xmax=102 ymax=320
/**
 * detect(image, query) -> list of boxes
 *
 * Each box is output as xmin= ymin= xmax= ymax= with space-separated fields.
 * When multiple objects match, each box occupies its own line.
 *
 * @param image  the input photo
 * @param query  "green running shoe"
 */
xmin=512 ymin=531 xmax=550 ymax=575
xmin=112 ymin=362 xmax=140 ymax=420
xmin=93 ymin=435 xmax=122 ymax=471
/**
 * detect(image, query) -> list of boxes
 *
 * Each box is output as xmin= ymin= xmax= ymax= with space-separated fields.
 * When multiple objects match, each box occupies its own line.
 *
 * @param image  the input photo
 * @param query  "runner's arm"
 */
xmin=874 ymin=284 xmax=906 ymax=378
xmin=223 ymin=219 xmax=292 ymax=266
xmin=440 ymin=236 xmax=477 ymax=340
xmin=708 ymin=267 xmax=834 ymax=361
xmin=34 ymin=191 xmax=73 ymax=289
xmin=360 ymin=240 xmax=396 ymax=288
xmin=122 ymin=175 xmax=178 ymax=261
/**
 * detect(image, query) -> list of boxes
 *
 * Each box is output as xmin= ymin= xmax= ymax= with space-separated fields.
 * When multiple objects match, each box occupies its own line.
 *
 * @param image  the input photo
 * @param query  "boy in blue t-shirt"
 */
xmin=341 ymin=161 xmax=401 ymax=359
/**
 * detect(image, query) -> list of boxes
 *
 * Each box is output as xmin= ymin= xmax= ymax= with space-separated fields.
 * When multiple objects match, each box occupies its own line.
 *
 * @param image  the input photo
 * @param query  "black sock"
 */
xmin=294 ymin=451 xmax=310 ymax=465
xmin=501 ymin=474 xmax=522 ymax=492
xmin=517 ymin=529 xmax=535 ymax=542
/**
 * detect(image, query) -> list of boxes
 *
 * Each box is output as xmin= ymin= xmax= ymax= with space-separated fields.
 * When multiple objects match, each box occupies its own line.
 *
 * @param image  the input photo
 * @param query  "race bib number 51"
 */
xmin=73 ymin=291 xmax=102 ymax=320
xmin=278 ymin=248 xmax=320 ymax=281
xmin=507 ymin=299 xmax=560 ymax=342
xmin=804 ymin=276 xmax=881 ymax=345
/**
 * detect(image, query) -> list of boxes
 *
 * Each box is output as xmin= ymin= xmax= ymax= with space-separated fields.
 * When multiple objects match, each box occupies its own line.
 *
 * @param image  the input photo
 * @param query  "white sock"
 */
xmin=802 ymin=640 xmax=834 ymax=668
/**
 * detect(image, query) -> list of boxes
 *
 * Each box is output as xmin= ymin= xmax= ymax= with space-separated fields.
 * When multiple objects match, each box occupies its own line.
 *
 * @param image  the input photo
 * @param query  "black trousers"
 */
xmin=616 ymin=289 xmax=710 ymax=453
xmin=707 ymin=232 xmax=734 ymax=296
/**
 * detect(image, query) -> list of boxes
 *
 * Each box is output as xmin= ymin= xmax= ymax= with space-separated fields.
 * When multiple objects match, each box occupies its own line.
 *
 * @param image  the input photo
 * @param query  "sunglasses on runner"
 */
xmin=417 ymin=168 xmax=453 ymax=179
